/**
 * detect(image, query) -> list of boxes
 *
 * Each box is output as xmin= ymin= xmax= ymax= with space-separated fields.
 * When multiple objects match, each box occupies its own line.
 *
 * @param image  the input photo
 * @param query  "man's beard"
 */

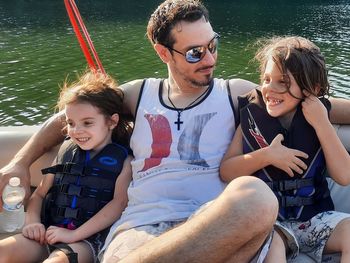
xmin=172 ymin=61 xmax=215 ymax=88
xmin=189 ymin=74 xmax=213 ymax=88
xmin=185 ymin=66 xmax=215 ymax=87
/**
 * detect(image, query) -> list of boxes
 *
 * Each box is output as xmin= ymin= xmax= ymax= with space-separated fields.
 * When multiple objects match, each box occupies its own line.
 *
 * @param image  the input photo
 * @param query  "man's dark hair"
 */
xmin=147 ymin=0 xmax=209 ymax=48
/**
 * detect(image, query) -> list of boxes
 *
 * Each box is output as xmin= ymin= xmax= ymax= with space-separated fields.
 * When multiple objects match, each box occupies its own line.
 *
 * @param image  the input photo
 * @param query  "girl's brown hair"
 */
xmin=57 ymin=71 xmax=132 ymax=146
xmin=255 ymin=36 xmax=330 ymax=98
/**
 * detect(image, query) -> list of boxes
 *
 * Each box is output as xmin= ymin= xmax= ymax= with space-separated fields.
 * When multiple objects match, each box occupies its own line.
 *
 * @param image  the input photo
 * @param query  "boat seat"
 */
xmin=1 ymin=125 xmax=350 ymax=262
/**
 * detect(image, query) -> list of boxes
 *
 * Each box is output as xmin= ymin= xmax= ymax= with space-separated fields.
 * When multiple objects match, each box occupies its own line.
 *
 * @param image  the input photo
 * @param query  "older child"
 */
xmin=220 ymin=36 xmax=350 ymax=262
xmin=0 ymin=71 xmax=132 ymax=263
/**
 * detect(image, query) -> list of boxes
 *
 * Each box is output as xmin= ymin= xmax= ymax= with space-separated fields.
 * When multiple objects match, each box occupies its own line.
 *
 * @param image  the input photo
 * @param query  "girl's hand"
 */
xmin=45 ymin=225 xmax=78 ymax=245
xmin=268 ymin=134 xmax=308 ymax=177
xmin=302 ymin=91 xmax=328 ymax=129
xmin=22 ymin=222 xmax=46 ymax=245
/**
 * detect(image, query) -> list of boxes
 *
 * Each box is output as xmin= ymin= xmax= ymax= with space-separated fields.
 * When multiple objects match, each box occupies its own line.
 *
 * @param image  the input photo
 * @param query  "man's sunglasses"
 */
xmin=164 ymin=33 xmax=220 ymax=63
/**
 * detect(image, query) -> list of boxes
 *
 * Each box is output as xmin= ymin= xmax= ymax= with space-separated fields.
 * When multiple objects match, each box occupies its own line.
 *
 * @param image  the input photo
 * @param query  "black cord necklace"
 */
xmin=167 ymin=83 xmax=210 ymax=130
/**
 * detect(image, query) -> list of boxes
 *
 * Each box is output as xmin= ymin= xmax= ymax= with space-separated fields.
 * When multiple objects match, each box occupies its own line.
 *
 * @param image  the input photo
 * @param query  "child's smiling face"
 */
xmin=261 ymin=58 xmax=303 ymax=123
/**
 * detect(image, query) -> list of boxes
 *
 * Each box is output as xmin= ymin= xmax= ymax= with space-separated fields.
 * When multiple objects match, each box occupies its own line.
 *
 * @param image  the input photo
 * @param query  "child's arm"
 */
xmin=302 ymin=94 xmax=350 ymax=185
xmin=220 ymin=125 xmax=308 ymax=182
xmin=22 ymin=171 xmax=54 ymax=245
xmin=45 ymin=155 xmax=133 ymax=245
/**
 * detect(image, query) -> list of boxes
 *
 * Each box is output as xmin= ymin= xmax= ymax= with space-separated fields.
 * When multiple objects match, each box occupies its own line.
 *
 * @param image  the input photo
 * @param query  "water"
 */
xmin=1 ymin=0 xmax=350 ymax=126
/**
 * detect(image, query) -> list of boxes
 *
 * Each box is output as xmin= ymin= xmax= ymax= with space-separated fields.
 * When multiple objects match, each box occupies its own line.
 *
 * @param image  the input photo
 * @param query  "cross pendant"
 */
xmin=174 ymin=112 xmax=183 ymax=130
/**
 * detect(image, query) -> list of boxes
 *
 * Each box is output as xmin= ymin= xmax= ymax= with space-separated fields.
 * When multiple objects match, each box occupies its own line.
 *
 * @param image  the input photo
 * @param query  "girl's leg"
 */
xmin=0 ymin=233 xmax=48 ymax=263
xmin=263 ymin=230 xmax=287 ymax=263
xmin=324 ymin=218 xmax=350 ymax=263
xmin=43 ymin=241 xmax=94 ymax=263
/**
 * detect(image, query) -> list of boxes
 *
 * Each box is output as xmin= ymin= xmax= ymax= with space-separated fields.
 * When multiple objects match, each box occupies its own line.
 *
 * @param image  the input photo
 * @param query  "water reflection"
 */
xmin=0 ymin=0 xmax=349 ymax=126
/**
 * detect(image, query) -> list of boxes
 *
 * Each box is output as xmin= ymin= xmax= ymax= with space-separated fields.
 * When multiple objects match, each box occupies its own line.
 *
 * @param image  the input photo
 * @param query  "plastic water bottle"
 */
xmin=1 ymin=177 xmax=26 ymax=232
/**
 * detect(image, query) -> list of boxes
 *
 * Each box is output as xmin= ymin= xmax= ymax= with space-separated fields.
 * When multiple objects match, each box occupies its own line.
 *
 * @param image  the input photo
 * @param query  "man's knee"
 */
xmin=0 ymin=245 xmax=11 ymax=263
xmin=223 ymin=176 xmax=278 ymax=227
xmin=0 ymin=239 xmax=16 ymax=262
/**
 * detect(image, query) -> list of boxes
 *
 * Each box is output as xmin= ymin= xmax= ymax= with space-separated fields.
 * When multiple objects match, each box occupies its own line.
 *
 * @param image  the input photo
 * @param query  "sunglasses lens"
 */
xmin=184 ymin=35 xmax=219 ymax=63
xmin=208 ymin=37 xmax=219 ymax=54
xmin=185 ymin=47 xmax=205 ymax=63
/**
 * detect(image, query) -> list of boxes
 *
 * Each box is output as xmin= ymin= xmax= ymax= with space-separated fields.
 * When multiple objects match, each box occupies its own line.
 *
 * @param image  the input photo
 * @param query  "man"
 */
xmin=1 ymin=0 xmax=350 ymax=262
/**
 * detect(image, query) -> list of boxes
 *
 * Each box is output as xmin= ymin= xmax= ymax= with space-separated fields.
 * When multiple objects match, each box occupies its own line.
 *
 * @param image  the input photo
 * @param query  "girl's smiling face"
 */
xmin=261 ymin=58 xmax=303 ymax=124
xmin=65 ymin=102 xmax=116 ymax=152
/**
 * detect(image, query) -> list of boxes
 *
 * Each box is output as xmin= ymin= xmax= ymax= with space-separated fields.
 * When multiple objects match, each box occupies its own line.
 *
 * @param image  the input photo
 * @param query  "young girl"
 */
xmin=220 ymin=36 xmax=350 ymax=262
xmin=0 ymin=71 xmax=132 ymax=263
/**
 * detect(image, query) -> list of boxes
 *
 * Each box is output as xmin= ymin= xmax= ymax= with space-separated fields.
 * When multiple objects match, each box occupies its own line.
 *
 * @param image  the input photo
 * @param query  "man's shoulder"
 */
xmin=120 ymin=78 xmax=162 ymax=93
xmin=221 ymin=78 xmax=259 ymax=100
xmin=216 ymin=78 xmax=259 ymax=113
xmin=120 ymin=79 xmax=145 ymax=93
xmin=225 ymin=78 xmax=259 ymax=97
xmin=120 ymin=78 xmax=163 ymax=117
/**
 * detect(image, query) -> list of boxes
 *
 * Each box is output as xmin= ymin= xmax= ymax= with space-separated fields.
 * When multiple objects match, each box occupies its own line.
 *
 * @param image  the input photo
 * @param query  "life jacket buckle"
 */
xmin=60 ymin=184 xmax=82 ymax=196
xmin=62 ymin=162 xmax=85 ymax=175
xmin=57 ymin=207 xmax=81 ymax=219
xmin=278 ymin=180 xmax=297 ymax=191
xmin=280 ymin=196 xmax=314 ymax=207
xmin=277 ymin=178 xmax=315 ymax=191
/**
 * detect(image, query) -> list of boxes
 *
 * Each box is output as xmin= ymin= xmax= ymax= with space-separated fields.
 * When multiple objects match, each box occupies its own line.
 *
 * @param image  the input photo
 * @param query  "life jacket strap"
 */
xmin=54 ymin=206 xmax=82 ymax=220
xmin=54 ymin=192 xmax=107 ymax=211
xmin=45 ymin=206 xmax=94 ymax=226
xmin=42 ymin=162 xmax=83 ymax=175
xmin=52 ymin=184 xmax=112 ymax=200
xmin=42 ymin=162 xmax=116 ymax=178
xmin=266 ymin=177 xmax=314 ymax=191
xmin=279 ymin=196 xmax=314 ymax=207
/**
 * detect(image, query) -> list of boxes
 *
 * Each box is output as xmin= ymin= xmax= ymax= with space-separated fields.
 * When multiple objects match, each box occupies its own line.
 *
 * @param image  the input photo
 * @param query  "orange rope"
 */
xmin=64 ymin=0 xmax=105 ymax=74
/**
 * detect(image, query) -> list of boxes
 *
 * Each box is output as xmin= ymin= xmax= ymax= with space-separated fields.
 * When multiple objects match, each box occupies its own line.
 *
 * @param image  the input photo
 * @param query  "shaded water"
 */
xmin=1 ymin=0 xmax=350 ymax=126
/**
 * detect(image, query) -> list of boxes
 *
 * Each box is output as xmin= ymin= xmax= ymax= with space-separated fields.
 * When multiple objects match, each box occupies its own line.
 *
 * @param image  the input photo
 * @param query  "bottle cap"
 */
xmin=9 ymin=177 xmax=20 ymax=187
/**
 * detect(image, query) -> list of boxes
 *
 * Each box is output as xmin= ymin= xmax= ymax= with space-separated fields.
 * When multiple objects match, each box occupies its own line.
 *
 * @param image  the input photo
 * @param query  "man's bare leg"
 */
xmin=103 ymin=176 xmax=278 ymax=263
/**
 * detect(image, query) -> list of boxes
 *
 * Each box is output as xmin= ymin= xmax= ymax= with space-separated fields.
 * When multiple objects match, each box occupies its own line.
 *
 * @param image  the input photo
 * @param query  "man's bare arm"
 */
xmin=0 ymin=112 xmax=65 ymax=210
xmin=16 ymin=112 xmax=65 ymax=166
xmin=329 ymin=97 xmax=350 ymax=124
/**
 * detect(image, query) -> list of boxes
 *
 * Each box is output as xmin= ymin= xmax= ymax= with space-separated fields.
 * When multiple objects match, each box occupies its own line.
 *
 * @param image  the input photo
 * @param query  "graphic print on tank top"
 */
xmin=140 ymin=112 xmax=217 ymax=172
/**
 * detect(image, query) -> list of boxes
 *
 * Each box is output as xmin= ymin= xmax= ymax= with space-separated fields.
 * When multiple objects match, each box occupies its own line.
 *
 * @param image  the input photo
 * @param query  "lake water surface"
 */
xmin=1 ymin=0 xmax=350 ymax=126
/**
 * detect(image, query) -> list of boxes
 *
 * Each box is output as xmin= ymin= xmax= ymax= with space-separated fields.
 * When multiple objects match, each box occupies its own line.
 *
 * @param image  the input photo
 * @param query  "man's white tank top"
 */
xmin=105 ymin=78 xmax=236 ymax=240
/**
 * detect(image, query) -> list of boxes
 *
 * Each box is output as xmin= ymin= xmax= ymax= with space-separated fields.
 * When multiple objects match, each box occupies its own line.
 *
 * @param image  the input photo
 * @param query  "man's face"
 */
xmin=167 ymin=17 xmax=217 ymax=88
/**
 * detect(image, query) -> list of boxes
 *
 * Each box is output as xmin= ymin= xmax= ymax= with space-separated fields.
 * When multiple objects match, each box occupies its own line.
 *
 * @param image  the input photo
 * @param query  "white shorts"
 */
xmin=275 ymin=211 xmax=350 ymax=262
xmin=100 ymin=201 xmax=272 ymax=262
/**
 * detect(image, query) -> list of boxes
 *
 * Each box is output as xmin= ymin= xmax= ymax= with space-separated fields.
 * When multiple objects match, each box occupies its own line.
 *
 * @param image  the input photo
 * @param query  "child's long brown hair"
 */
xmin=57 ymin=71 xmax=132 ymax=146
xmin=255 ymin=36 xmax=330 ymax=98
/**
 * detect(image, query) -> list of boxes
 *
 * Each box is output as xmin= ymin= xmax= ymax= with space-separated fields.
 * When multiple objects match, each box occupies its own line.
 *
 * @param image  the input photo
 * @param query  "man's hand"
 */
xmin=0 ymin=162 xmax=31 ymax=211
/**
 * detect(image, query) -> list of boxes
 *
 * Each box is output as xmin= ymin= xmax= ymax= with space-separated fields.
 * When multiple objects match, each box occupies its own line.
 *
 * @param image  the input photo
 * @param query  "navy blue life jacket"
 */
xmin=41 ymin=140 xmax=128 ymax=229
xmin=238 ymin=89 xmax=334 ymax=221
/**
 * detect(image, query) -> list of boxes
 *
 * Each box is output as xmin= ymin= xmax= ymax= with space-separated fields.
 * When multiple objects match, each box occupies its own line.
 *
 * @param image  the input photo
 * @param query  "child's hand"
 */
xmin=22 ymin=222 xmax=46 ymax=245
xmin=302 ymin=91 xmax=328 ymax=129
xmin=45 ymin=225 xmax=78 ymax=245
xmin=268 ymin=134 xmax=308 ymax=177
